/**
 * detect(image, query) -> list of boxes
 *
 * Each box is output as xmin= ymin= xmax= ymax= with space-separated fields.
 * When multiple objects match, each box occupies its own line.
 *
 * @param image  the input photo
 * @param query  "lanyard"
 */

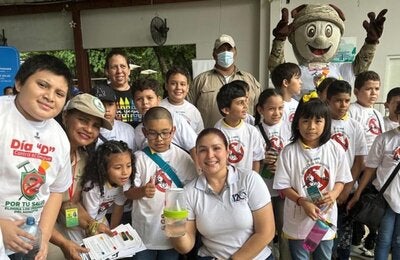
xmin=68 ymin=151 xmax=78 ymax=201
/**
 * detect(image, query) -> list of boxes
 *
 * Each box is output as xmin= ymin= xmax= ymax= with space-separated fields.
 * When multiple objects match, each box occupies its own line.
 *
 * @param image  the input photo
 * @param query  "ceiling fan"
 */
xmin=150 ymin=16 xmax=169 ymax=46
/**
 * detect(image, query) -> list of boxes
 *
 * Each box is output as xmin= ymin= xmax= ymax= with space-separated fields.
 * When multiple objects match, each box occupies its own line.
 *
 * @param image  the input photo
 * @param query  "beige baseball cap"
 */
xmin=214 ymin=34 xmax=236 ymax=49
xmin=65 ymin=93 xmax=113 ymax=130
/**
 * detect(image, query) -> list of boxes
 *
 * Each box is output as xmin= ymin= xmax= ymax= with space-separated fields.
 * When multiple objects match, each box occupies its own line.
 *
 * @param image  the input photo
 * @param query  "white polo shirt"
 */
xmin=185 ymin=165 xmax=272 ymax=259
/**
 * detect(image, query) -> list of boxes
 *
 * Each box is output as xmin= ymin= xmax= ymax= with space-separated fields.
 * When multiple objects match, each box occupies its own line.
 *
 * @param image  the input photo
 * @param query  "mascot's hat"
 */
xmin=291 ymin=4 xmax=345 ymax=35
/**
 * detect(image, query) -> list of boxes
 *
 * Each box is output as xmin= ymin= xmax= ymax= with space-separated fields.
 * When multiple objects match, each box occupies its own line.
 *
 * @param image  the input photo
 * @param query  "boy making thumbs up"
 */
xmin=124 ymin=107 xmax=197 ymax=260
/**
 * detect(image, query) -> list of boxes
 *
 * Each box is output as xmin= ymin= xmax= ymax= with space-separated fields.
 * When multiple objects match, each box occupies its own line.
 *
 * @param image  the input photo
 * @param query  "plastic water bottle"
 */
xmin=13 ymin=217 xmax=41 ymax=260
xmin=302 ymin=219 xmax=329 ymax=252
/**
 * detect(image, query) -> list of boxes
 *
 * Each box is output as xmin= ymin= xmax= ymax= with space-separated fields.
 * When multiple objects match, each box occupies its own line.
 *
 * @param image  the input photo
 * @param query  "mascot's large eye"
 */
xmin=325 ymin=24 xmax=333 ymax=38
xmin=306 ymin=24 xmax=316 ymax=37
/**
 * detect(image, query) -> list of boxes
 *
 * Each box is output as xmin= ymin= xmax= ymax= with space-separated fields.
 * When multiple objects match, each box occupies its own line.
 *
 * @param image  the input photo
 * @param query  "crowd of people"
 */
xmin=0 ymin=32 xmax=399 ymax=260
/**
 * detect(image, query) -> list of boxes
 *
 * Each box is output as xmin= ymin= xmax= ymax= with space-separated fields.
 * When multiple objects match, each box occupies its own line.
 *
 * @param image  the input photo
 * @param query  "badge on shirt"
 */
xmin=63 ymin=203 xmax=79 ymax=228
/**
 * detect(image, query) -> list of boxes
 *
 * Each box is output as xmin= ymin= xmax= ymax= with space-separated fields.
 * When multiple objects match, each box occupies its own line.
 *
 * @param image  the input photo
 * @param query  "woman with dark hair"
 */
xmin=170 ymin=128 xmax=275 ymax=259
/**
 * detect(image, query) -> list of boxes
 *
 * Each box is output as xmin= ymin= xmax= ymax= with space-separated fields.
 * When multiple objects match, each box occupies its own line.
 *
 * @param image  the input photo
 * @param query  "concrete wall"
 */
xmin=0 ymin=0 xmax=269 ymax=86
xmin=0 ymin=0 xmax=398 ymax=97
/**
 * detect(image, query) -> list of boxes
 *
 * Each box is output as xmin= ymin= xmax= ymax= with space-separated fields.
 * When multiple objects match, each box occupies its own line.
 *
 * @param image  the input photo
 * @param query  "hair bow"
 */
xmin=302 ymin=91 xmax=318 ymax=102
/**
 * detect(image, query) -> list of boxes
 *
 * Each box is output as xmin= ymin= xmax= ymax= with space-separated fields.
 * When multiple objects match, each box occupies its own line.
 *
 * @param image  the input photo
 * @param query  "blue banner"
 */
xmin=0 ymin=46 xmax=20 ymax=95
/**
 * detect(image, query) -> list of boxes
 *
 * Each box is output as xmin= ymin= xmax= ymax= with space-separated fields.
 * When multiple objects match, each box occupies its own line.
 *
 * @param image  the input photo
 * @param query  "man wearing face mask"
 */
xmin=188 ymin=34 xmax=261 ymax=128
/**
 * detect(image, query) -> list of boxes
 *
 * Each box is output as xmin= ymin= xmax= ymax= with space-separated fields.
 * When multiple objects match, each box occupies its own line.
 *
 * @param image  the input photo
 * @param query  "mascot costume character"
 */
xmin=268 ymin=4 xmax=387 ymax=93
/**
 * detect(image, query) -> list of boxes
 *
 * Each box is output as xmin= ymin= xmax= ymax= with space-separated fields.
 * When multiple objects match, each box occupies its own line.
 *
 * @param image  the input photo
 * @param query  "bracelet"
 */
xmin=86 ymin=220 xmax=100 ymax=237
xmin=296 ymin=196 xmax=305 ymax=206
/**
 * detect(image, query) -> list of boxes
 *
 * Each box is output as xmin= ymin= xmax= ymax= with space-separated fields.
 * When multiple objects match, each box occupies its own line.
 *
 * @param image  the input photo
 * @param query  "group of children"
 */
xmin=2 ymin=53 xmax=400 ymax=260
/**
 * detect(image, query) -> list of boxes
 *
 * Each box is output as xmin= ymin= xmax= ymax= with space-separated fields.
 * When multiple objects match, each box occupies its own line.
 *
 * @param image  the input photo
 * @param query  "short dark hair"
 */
xmin=105 ymin=49 xmax=129 ymax=70
xmin=3 ymin=86 xmax=14 ymax=95
xmin=354 ymin=71 xmax=380 ymax=90
xmin=165 ymin=66 xmax=191 ymax=85
xmin=196 ymin=128 xmax=228 ymax=150
xmin=317 ymin=77 xmax=337 ymax=96
xmin=143 ymin=106 xmax=173 ymax=127
xmin=216 ymin=80 xmax=247 ymax=117
xmin=326 ymin=80 xmax=352 ymax=100
xmin=131 ymin=78 xmax=160 ymax=96
xmin=15 ymin=54 xmax=73 ymax=97
xmin=291 ymin=97 xmax=332 ymax=146
xmin=386 ymin=87 xmax=400 ymax=103
xmin=270 ymin=62 xmax=301 ymax=90
xmin=163 ymin=66 xmax=191 ymax=98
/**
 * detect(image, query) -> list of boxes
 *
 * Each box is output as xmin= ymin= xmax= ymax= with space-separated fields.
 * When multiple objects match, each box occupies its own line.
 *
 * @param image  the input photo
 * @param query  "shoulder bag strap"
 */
xmin=379 ymin=161 xmax=400 ymax=195
xmin=372 ymin=109 xmax=383 ymax=134
xmin=98 ymin=133 xmax=108 ymax=143
xmin=257 ymin=123 xmax=272 ymax=150
xmin=142 ymin=146 xmax=183 ymax=188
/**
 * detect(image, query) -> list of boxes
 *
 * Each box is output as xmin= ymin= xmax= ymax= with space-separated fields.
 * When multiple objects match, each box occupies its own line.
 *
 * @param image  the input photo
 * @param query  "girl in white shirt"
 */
xmin=273 ymin=92 xmax=352 ymax=260
xmin=81 ymin=140 xmax=134 ymax=233
xmin=255 ymin=88 xmax=291 ymax=260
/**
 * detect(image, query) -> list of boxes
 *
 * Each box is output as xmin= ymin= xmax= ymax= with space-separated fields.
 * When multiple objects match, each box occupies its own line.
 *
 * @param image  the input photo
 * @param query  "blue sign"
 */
xmin=0 ymin=46 xmax=20 ymax=95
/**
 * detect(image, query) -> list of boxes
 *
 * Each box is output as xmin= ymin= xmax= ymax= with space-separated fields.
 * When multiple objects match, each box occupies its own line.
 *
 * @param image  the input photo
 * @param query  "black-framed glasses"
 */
xmin=145 ymin=129 xmax=173 ymax=140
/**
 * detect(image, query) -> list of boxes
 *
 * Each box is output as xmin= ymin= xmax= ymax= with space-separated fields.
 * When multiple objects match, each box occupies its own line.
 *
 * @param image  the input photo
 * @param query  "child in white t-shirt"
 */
xmin=0 ymin=54 xmax=73 ymax=259
xmin=160 ymin=66 xmax=204 ymax=134
xmin=81 ymin=140 xmax=133 ymax=235
xmin=348 ymin=102 xmax=400 ymax=260
xmin=132 ymin=78 xmax=198 ymax=162
xmin=270 ymin=62 xmax=302 ymax=124
xmin=349 ymin=71 xmax=385 ymax=150
xmin=349 ymin=71 xmax=384 ymax=254
xmin=383 ymin=87 xmax=400 ymax=131
xmin=255 ymin=88 xmax=291 ymax=260
xmin=326 ymin=80 xmax=368 ymax=259
xmin=214 ymin=80 xmax=265 ymax=172
xmin=124 ymin=107 xmax=197 ymax=260
xmin=273 ymin=92 xmax=352 ymax=260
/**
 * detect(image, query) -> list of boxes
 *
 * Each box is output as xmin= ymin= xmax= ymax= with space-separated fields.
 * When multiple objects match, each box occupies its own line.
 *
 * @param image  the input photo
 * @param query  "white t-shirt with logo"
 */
xmin=214 ymin=119 xmax=265 ymax=170
xmin=331 ymin=117 xmax=368 ymax=167
xmin=300 ymin=62 xmax=355 ymax=94
xmin=282 ymin=98 xmax=298 ymax=124
xmin=82 ymin=182 xmax=127 ymax=224
xmin=273 ymin=140 xmax=352 ymax=240
xmin=257 ymin=121 xmax=291 ymax=197
xmin=349 ymin=102 xmax=385 ymax=151
xmin=0 ymin=96 xmax=72 ymax=222
xmin=123 ymin=144 xmax=196 ymax=249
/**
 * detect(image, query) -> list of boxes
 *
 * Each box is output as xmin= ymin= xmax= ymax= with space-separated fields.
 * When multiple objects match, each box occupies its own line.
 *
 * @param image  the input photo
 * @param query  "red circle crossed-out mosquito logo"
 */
xmin=331 ymin=132 xmax=349 ymax=151
xmin=155 ymin=169 xmax=172 ymax=192
xmin=393 ymin=146 xmax=400 ymax=161
xmin=367 ymin=117 xmax=381 ymax=135
xmin=304 ymin=165 xmax=330 ymax=190
xmin=228 ymin=141 xmax=244 ymax=163
xmin=289 ymin=112 xmax=295 ymax=123
xmin=270 ymin=136 xmax=284 ymax=152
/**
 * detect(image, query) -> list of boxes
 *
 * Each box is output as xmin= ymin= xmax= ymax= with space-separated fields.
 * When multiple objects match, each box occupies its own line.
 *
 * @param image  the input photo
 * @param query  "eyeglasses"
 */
xmin=145 ymin=129 xmax=173 ymax=140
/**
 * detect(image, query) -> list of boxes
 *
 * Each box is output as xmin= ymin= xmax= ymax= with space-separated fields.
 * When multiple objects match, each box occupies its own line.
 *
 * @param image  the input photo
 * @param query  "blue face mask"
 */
xmin=217 ymin=51 xmax=234 ymax=68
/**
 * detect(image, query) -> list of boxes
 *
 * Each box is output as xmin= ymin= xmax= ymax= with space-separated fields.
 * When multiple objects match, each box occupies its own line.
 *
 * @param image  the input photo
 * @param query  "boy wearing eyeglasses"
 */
xmin=124 ymin=107 xmax=197 ymax=260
